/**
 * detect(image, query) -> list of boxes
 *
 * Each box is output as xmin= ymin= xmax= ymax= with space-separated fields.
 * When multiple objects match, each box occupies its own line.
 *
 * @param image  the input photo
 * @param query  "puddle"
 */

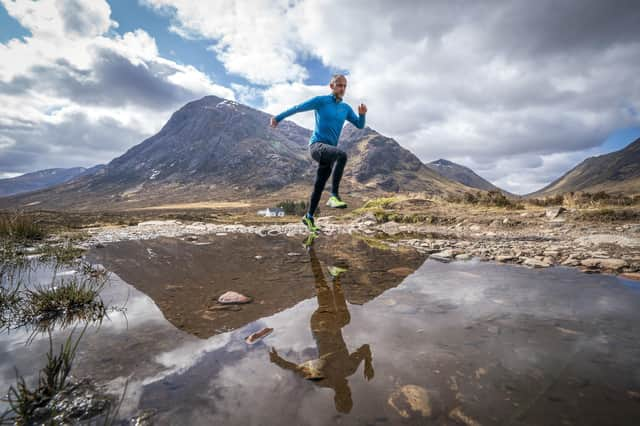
xmin=1 ymin=233 xmax=639 ymax=424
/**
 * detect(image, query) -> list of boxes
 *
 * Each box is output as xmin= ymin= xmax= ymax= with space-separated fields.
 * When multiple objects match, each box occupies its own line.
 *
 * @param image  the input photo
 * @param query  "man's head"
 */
xmin=329 ymin=74 xmax=347 ymax=100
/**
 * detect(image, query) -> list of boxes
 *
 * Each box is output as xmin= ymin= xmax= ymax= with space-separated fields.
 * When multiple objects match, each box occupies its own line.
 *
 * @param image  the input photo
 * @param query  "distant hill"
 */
xmin=0 ymin=96 xmax=470 ymax=210
xmin=526 ymin=137 xmax=640 ymax=197
xmin=0 ymin=167 xmax=103 ymax=197
xmin=426 ymin=158 xmax=514 ymax=196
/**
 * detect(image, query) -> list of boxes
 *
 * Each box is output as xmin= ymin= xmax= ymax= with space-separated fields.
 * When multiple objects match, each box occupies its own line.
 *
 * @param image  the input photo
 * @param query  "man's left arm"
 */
xmin=346 ymin=104 xmax=366 ymax=129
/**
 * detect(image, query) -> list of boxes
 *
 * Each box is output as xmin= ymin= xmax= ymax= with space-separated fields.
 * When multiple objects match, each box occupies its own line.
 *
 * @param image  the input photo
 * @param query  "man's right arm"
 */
xmin=274 ymin=96 xmax=321 ymax=123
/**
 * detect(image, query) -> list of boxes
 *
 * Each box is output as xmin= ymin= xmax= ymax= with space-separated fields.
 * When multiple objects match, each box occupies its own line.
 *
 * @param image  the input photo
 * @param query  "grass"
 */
xmin=575 ymin=208 xmax=640 ymax=222
xmin=0 ymin=213 xmax=46 ymax=241
xmin=19 ymin=274 xmax=108 ymax=330
xmin=1 ymin=326 xmax=86 ymax=423
xmin=359 ymin=197 xmax=400 ymax=210
xmin=38 ymin=241 xmax=86 ymax=265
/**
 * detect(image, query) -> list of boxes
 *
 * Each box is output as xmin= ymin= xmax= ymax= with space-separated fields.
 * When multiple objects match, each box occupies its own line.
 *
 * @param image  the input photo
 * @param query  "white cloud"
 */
xmin=142 ymin=0 xmax=309 ymax=84
xmin=0 ymin=0 xmax=235 ymax=175
xmin=147 ymin=0 xmax=640 ymax=194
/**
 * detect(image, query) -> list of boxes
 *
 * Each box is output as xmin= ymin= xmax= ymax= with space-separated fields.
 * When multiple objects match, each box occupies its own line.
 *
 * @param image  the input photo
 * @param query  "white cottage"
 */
xmin=257 ymin=207 xmax=285 ymax=217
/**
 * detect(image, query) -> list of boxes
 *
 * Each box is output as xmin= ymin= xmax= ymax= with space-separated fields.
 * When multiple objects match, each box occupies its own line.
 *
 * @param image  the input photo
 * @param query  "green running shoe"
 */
xmin=326 ymin=195 xmax=347 ymax=208
xmin=302 ymin=215 xmax=321 ymax=233
xmin=328 ymin=265 xmax=348 ymax=278
xmin=302 ymin=232 xmax=318 ymax=249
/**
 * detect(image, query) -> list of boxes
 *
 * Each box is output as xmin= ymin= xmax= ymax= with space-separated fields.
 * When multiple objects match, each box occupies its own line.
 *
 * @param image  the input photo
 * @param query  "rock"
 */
xmin=299 ymin=359 xmax=326 ymax=380
xmin=388 ymin=385 xmax=433 ymax=419
xmin=245 ymin=327 xmax=273 ymax=344
xmin=254 ymin=255 xmax=263 ymax=260
xmin=449 ymin=406 xmax=481 ymax=426
xmin=620 ymin=272 xmax=640 ymax=281
xmin=575 ymin=234 xmax=640 ymax=248
xmin=546 ymin=207 xmax=566 ymax=219
xmin=495 ymin=255 xmax=515 ymax=262
xmin=469 ymin=224 xmax=481 ymax=232
xmin=580 ymin=258 xmax=628 ymax=271
xmin=217 ymin=291 xmax=252 ymax=304
xmin=430 ymin=250 xmax=454 ymax=262
xmin=522 ymin=257 xmax=552 ymax=268
xmin=379 ymin=221 xmax=402 ymax=235
xmin=455 ymin=253 xmax=472 ymax=261
xmin=137 ymin=220 xmax=180 ymax=227
xmin=387 ymin=267 xmax=415 ymax=276
xmin=287 ymin=252 xmax=301 ymax=256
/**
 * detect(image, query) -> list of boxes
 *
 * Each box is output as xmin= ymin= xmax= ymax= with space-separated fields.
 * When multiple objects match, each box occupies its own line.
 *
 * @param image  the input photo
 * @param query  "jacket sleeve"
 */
xmin=274 ymin=96 xmax=321 ymax=122
xmin=346 ymin=105 xmax=366 ymax=129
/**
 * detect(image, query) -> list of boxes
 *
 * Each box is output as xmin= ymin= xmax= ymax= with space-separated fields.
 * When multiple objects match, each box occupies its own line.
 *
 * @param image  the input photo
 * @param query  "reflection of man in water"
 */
xmin=269 ymin=245 xmax=374 ymax=413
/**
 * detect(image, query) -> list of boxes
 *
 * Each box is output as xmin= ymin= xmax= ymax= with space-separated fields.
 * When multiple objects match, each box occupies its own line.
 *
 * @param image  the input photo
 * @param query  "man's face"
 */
xmin=330 ymin=78 xmax=347 ymax=99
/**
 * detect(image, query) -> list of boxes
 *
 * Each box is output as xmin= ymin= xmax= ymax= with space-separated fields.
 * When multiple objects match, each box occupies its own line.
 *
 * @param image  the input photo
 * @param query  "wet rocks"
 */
xmin=580 ymin=258 xmax=628 ymax=271
xmin=449 ymin=406 xmax=481 ymax=426
xmin=387 ymin=384 xmax=436 ymax=419
xmin=522 ymin=257 xmax=552 ymax=268
xmin=495 ymin=255 xmax=515 ymax=263
xmin=217 ymin=291 xmax=252 ymax=304
xmin=430 ymin=250 xmax=455 ymax=262
xmin=575 ymin=234 xmax=640 ymax=248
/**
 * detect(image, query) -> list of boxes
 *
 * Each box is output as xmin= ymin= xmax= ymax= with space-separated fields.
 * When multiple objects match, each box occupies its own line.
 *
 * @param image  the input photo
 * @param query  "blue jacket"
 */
xmin=274 ymin=93 xmax=366 ymax=146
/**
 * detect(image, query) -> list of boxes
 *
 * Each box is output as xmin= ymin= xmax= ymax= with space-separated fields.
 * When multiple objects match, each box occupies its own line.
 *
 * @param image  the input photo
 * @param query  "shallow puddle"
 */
xmin=1 ymin=233 xmax=640 ymax=424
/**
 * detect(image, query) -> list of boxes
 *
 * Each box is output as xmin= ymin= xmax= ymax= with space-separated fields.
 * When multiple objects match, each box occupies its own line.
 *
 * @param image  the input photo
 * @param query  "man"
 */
xmin=270 ymin=74 xmax=367 ymax=233
xmin=269 ymin=245 xmax=374 ymax=413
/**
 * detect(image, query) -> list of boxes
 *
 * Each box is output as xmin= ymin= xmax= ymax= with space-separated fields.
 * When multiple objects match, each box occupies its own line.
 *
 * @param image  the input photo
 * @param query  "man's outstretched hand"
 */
xmin=358 ymin=103 xmax=367 ymax=115
xmin=270 ymin=117 xmax=278 ymax=128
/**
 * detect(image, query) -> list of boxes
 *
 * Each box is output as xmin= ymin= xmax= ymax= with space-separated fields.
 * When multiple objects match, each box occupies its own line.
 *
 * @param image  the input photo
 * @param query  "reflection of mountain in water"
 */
xmin=87 ymin=233 xmax=427 ymax=338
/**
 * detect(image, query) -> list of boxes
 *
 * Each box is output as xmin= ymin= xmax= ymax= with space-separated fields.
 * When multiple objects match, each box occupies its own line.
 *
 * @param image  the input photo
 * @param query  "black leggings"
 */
xmin=307 ymin=142 xmax=348 ymax=216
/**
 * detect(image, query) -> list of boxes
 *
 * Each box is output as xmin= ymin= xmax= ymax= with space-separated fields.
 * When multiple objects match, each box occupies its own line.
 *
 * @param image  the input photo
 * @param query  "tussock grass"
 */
xmin=1 ymin=327 xmax=86 ymax=423
xmin=0 ymin=213 xmax=46 ymax=241
xmin=576 ymin=208 xmax=640 ymax=222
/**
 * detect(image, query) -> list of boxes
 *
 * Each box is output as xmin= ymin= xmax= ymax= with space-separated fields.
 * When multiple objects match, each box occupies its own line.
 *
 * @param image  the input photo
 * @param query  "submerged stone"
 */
xmin=387 ymin=384 xmax=434 ymax=419
xmin=245 ymin=327 xmax=273 ymax=344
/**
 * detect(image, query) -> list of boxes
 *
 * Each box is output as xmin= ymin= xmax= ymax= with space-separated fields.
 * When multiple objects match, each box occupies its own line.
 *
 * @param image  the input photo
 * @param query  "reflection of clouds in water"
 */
xmin=4 ymin=255 xmax=640 ymax=423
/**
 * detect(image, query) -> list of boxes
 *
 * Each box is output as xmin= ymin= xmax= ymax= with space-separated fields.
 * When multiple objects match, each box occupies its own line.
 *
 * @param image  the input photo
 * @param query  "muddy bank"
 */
xmin=87 ymin=233 xmax=426 ymax=338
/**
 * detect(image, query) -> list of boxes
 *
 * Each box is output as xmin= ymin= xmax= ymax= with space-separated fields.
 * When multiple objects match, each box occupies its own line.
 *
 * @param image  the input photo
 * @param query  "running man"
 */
xmin=270 ymin=74 xmax=367 ymax=233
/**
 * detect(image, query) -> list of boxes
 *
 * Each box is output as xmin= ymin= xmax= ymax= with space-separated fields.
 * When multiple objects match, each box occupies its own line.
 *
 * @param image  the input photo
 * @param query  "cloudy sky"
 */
xmin=1 ymin=0 xmax=639 ymax=194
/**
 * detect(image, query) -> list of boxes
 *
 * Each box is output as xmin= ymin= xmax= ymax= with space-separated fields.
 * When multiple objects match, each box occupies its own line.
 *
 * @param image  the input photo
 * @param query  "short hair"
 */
xmin=330 ymin=74 xmax=347 ymax=85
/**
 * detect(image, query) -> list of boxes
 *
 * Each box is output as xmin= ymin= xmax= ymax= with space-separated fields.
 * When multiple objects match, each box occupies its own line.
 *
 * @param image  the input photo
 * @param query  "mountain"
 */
xmin=426 ymin=158 xmax=514 ymax=195
xmin=0 ymin=95 xmax=470 ymax=210
xmin=526 ymin=137 xmax=640 ymax=197
xmin=0 ymin=167 xmax=96 ymax=197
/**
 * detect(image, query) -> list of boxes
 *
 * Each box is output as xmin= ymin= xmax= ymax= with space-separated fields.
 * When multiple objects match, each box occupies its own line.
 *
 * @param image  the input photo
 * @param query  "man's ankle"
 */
xmin=305 ymin=212 xmax=313 ymax=219
xmin=330 ymin=192 xmax=339 ymax=199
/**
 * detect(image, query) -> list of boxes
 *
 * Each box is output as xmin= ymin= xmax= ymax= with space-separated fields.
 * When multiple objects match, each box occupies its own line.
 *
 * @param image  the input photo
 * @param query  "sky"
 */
xmin=0 ymin=0 xmax=638 ymax=195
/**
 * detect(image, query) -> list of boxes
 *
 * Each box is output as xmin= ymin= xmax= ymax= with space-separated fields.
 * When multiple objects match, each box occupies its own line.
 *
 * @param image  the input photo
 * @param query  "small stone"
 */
xmin=449 ymin=406 xmax=481 ymax=426
xmin=218 ymin=291 xmax=252 ymax=304
xmin=245 ymin=327 xmax=273 ymax=344
xmin=287 ymin=252 xmax=302 ymax=256
xmin=388 ymin=385 xmax=433 ymax=419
